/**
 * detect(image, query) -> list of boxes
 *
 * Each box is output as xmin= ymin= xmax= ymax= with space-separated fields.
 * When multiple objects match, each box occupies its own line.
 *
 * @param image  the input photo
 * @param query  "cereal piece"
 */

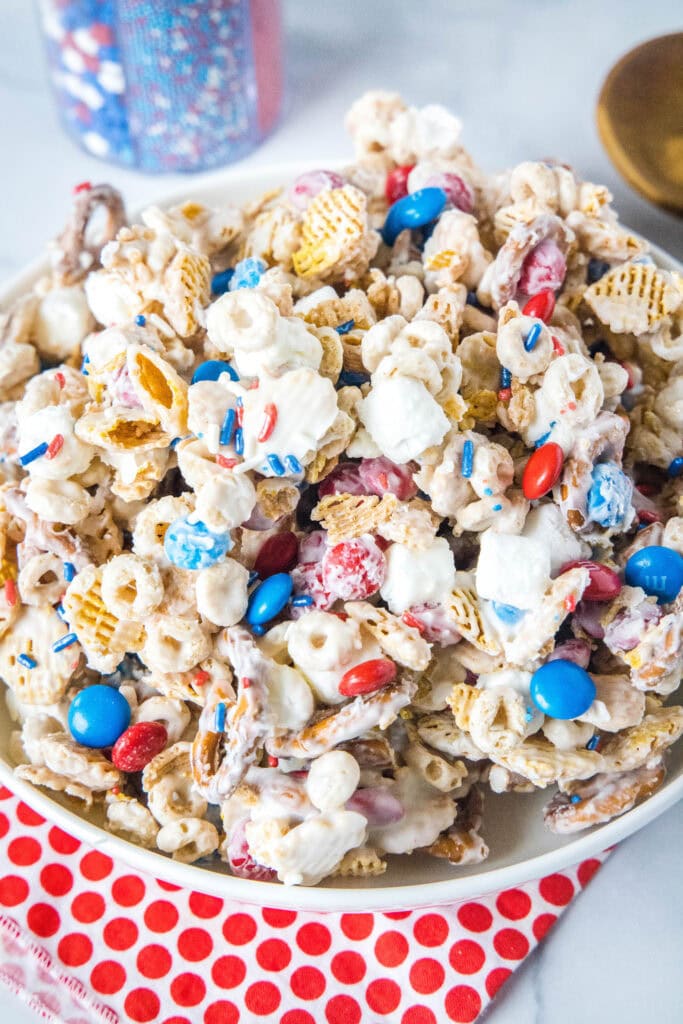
xmin=63 ymin=564 xmax=145 ymax=673
xmin=75 ymin=407 xmax=170 ymax=452
xmin=344 ymin=601 xmax=432 ymax=670
xmin=583 ymin=261 xmax=681 ymax=335
xmin=143 ymin=741 xmax=207 ymax=825
xmin=332 ymin=846 xmax=387 ymax=877
xmin=156 ymin=817 xmax=220 ymax=863
xmin=14 ymin=764 xmax=95 ymax=808
xmin=126 ymin=344 xmax=189 ymax=436
xmin=447 ymin=683 xmax=532 ymax=754
xmin=599 ymin=704 xmax=683 ymax=773
xmin=38 ymin=732 xmax=123 ymax=790
xmin=292 ymin=185 xmax=379 ymax=282
xmin=377 ymin=497 xmax=440 ymax=550
xmin=246 ymin=810 xmax=367 ymax=886
xmin=0 ymin=605 xmax=82 ymax=704
xmin=544 ymin=762 xmax=665 ymax=834
xmin=142 ymin=615 xmax=211 ymax=674
xmin=105 ymin=791 xmax=160 ymax=848
xmin=101 ymin=553 xmax=164 ymax=620
xmin=425 ymin=824 xmax=489 ymax=865
xmin=17 ymin=553 xmax=64 ymax=607
xmin=312 ymin=325 xmax=344 ymax=382
xmin=443 ymin=585 xmax=501 ymax=655
xmin=311 ymin=491 xmax=398 ymax=544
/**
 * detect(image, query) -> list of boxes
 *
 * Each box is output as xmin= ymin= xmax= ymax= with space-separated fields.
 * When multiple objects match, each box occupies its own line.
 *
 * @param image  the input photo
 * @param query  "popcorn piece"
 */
xmin=359 ymin=378 xmax=450 ymax=463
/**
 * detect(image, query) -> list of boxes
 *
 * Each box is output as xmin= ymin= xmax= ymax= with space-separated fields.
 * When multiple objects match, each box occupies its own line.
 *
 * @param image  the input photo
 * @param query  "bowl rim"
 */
xmin=1 ymin=161 xmax=682 ymax=912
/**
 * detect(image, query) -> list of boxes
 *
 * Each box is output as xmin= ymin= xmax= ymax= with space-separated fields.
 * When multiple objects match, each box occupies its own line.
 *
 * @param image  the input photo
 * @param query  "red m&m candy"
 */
xmin=385 ymin=164 xmax=415 ymax=205
xmin=522 ymin=442 xmax=564 ymax=500
xmin=560 ymin=560 xmax=622 ymax=602
xmin=522 ymin=288 xmax=556 ymax=323
xmin=111 ymin=722 xmax=168 ymax=773
xmin=339 ymin=658 xmax=397 ymax=697
xmin=254 ymin=532 xmax=299 ymax=578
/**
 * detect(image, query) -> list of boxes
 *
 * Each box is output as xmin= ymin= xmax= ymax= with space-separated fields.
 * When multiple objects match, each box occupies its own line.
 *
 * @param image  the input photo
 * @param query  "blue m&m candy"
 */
xmin=211 ymin=268 xmax=235 ymax=295
xmin=229 ymin=257 xmax=266 ymax=290
xmin=191 ymin=360 xmax=239 ymax=384
xmin=624 ymin=545 xmax=683 ymax=605
xmin=491 ymin=602 xmax=526 ymax=625
xmin=68 ymin=684 xmax=131 ymax=748
xmin=246 ymin=572 xmax=293 ymax=627
xmin=586 ymin=461 xmax=633 ymax=528
xmin=530 ymin=660 xmax=596 ymax=720
xmin=164 ymin=516 xmax=232 ymax=570
xmin=381 ymin=187 xmax=447 ymax=246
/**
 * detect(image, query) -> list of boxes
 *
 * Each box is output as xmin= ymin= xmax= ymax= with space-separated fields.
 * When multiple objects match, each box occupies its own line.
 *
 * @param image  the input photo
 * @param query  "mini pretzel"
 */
xmin=544 ymin=761 xmax=665 ymax=834
xmin=54 ymin=183 xmax=126 ymax=284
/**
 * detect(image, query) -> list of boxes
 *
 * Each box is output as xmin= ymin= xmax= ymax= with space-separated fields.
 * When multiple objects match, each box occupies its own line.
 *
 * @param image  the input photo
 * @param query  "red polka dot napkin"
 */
xmin=0 ymin=784 xmax=609 ymax=1024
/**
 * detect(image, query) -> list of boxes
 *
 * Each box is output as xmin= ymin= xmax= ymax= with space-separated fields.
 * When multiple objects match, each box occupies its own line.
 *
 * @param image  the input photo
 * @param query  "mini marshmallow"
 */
xmin=476 ymin=530 xmax=551 ymax=610
xmin=522 ymin=502 xmax=590 ymax=576
xmin=380 ymin=537 xmax=456 ymax=613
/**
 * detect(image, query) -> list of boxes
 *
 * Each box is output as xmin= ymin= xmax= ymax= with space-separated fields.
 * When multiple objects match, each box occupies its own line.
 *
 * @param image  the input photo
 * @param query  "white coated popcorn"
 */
xmin=359 ymin=377 xmax=449 ymax=462
xmin=196 ymin=559 xmax=249 ymax=627
xmin=380 ymin=537 xmax=456 ymax=614
xmin=476 ymin=530 xmax=551 ymax=610
xmin=34 ymin=285 xmax=95 ymax=361
xmin=521 ymin=502 xmax=590 ymax=576
xmin=18 ymin=405 xmax=93 ymax=478
xmin=306 ymin=751 xmax=360 ymax=812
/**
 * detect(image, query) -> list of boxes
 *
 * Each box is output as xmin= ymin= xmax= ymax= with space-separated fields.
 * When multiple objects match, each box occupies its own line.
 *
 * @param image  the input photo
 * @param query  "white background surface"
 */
xmin=1 ymin=1 xmax=682 ymax=1021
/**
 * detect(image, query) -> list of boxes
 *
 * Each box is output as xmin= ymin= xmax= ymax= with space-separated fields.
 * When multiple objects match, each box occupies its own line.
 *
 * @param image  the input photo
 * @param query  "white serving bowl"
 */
xmin=1 ymin=162 xmax=681 ymax=913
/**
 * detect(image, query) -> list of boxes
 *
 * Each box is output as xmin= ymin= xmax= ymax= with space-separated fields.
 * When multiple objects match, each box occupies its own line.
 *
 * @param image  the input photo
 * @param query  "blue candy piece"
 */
xmin=164 ymin=516 xmax=232 ymax=570
xmin=229 ymin=257 xmax=266 ymax=291
xmin=586 ymin=461 xmax=633 ymax=528
xmin=191 ymin=360 xmax=239 ymax=384
xmin=667 ymin=457 xmax=683 ymax=478
xmin=68 ymin=684 xmax=131 ymax=748
xmin=211 ymin=268 xmax=235 ymax=295
xmin=530 ymin=660 xmax=596 ymax=720
xmin=381 ymin=188 xmax=447 ymax=246
xmin=587 ymin=258 xmax=610 ymax=283
xmin=246 ymin=572 xmax=293 ymax=626
xmin=624 ymin=545 xmax=683 ymax=605
xmin=491 ymin=602 xmax=526 ymax=625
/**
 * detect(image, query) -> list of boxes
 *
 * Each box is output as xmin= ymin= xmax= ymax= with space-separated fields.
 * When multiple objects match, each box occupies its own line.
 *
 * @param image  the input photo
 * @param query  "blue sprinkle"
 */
xmin=284 ymin=454 xmax=302 ymax=474
xmin=483 ymin=487 xmax=493 ymax=496
xmin=56 ymin=603 xmax=67 ymax=621
xmin=219 ymin=408 xmax=236 ymax=447
xmin=491 ymin=602 xmax=526 ymax=625
xmin=252 ymin=623 xmax=266 ymax=636
xmin=523 ymin=322 xmax=542 ymax=352
xmin=667 ymin=457 xmax=683 ymax=478
xmin=234 ymin=427 xmax=244 ymax=456
xmin=214 ymin=701 xmax=226 ymax=732
xmin=587 ymin=258 xmax=610 ymax=284
xmin=291 ymin=594 xmax=314 ymax=608
xmin=586 ymin=735 xmax=600 ymax=750
xmin=170 ymin=436 xmax=182 ymax=449
xmin=569 ymin=794 xmax=582 ymax=804
xmin=211 ymin=268 xmax=235 ymax=295
xmin=63 ymin=562 xmax=76 ymax=582
xmin=587 ymin=461 xmax=634 ymax=528
xmin=535 ymin=429 xmax=553 ymax=448
xmin=229 ymin=257 xmax=266 ymax=291
xmin=135 ymin=314 xmax=146 ymax=326
xmin=52 ymin=632 xmax=78 ymax=653
xmin=524 ymin=706 xmax=535 ymax=723
xmin=18 ymin=653 xmax=37 ymax=670
xmin=337 ymin=370 xmax=370 ymax=387
xmin=336 ymin=319 xmax=355 ymax=335
xmin=248 ymin=571 xmax=260 ymax=587
xmin=500 ymin=367 xmax=512 ymax=389
xmin=461 ymin=440 xmax=474 ymax=479
xmin=19 ymin=442 xmax=49 ymax=467
xmin=492 ymin=503 xmax=503 ymax=512
xmin=267 ymin=454 xmax=286 ymax=476
xmin=81 ymin=353 xmax=90 ymax=375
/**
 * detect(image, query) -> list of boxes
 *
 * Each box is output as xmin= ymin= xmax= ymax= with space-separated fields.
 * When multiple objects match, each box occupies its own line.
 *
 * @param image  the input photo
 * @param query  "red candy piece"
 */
xmin=546 ymin=639 xmax=592 ymax=669
xmin=318 ymin=461 xmax=369 ymax=497
xmin=560 ymin=560 xmax=622 ymax=602
xmin=338 ymin=658 xmax=397 ymax=697
xmin=345 ymin=787 xmax=405 ymax=825
xmin=385 ymin=164 xmax=415 ymax=205
xmin=226 ymin=818 xmax=277 ymax=881
xmin=254 ymin=532 xmax=299 ymax=578
xmin=522 ymin=288 xmax=556 ymax=323
xmin=637 ymin=509 xmax=662 ymax=525
xmin=522 ymin=442 xmax=564 ymax=500
xmin=405 ymin=602 xmax=462 ymax=645
xmin=423 ymin=172 xmax=474 ymax=213
xmin=290 ymin=561 xmax=335 ymax=610
xmin=358 ymin=456 xmax=417 ymax=500
xmin=4 ymin=578 xmax=17 ymax=608
xmin=111 ymin=722 xmax=168 ymax=773
xmin=518 ymin=239 xmax=566 ymax=297
xmin=321 ymin=537 xmax=386 ymax=601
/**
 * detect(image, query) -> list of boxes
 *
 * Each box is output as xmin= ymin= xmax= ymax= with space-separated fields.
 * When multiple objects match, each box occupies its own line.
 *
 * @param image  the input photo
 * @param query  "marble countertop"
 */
xmin=1 ymin=0 xmax=682 ymax=1021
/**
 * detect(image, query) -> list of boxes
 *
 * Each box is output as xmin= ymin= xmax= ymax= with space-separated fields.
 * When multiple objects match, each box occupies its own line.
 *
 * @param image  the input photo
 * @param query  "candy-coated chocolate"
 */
xmin=254 ymin=532 xmax=299 ymax=578
xmin=667 ymin=457 xmax=683 ymax=478
xmin=586 ymin=462 xmax=633 ymax=528
xmin=624 ymin=545 xmax=683 ymax=605
xmin=246 ymin=572 xmax=293 ymax=625
xmin=338 ymin=658 xmax=397 ymax=697
xmin=381 ymin=187 xmax=447 ymax=246
xmin=211 ymin=268 xmax=234 ymax=295
xmin=164 ymin=515 xmax=232 ymax=570
xmin=191 ymin=359 xmax=239 ymax=384
xmin=560 ymin=560 xmax=622 ymax=602
xmin=68 ymin=684 xmax=131 ymax=748
xmin=229 ymin=256 xmax=266 ymax=291
xmin=530 ymin=660 xmax=596 ymax=720
xmin=522 ymin=442 xmax=564 ymax=500
xmin=385 ymin=164 xmax=415 ymax=205
xmin=522 ymin=288 xmax=555 ymax=322
xmin=112 ymin=721 xmax=168 ymax=772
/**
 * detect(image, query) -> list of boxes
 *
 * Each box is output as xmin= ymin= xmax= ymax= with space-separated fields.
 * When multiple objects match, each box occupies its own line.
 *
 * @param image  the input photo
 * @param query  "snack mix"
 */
xmin=1 ymin=92 xmax=683 ymax=886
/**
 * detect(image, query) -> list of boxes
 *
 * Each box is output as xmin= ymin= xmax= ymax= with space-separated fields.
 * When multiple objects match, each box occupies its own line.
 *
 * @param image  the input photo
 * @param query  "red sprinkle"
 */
xmin=235 ymin=403 xmax=244 ymax=427
xmin=522 ymin=442 xmax=564 ymax=500
xmin=54 ymin=371 xmax=66 ymax=389
xmin=45 ymin=434 xmax=64 ymax=460
xmin=339 ymin=658 xmax=397 ymax=698
xmin=216 ymin=455 xmax=238 ymax=469
xmin=4 ymin=578 xmax=17 ymax=607
xmin=552 ymin=336 xmax=565 ymax=356
xmin=73 ymin=181 xmax=92 ymax=194
xmin=402 ymin=611 xmax=425 ymax=633
xmin=111 ymin=722 xmax=168 ymax=773
xmin=385 ymin=164 xmax=415 ymax=205
xmin=193 ymin=669 xmax=211 ymax=687
xmin=248 ymin=379 xmax=260 ymax=390
xmin=564 ymin=595 xmax=577 ymax=613
xmin=254 ymin=532 xmax=298 ymax=579
xmin=111 ymin=786 xmax=120 ymax=796
xmin=560 ymin=560 xmax=622 ymax=602
xmin=241 ymin=677 xmax=253 ymax=689
xmin=498 ymin=388 xmax=512 ymax=402
xmin=257 ymin=402 xmax=278 ymax=443
xmin=267 ymin=756 xmax=279 ymax=768
xmin=522 ymin=288 xmax=555 ymax=323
